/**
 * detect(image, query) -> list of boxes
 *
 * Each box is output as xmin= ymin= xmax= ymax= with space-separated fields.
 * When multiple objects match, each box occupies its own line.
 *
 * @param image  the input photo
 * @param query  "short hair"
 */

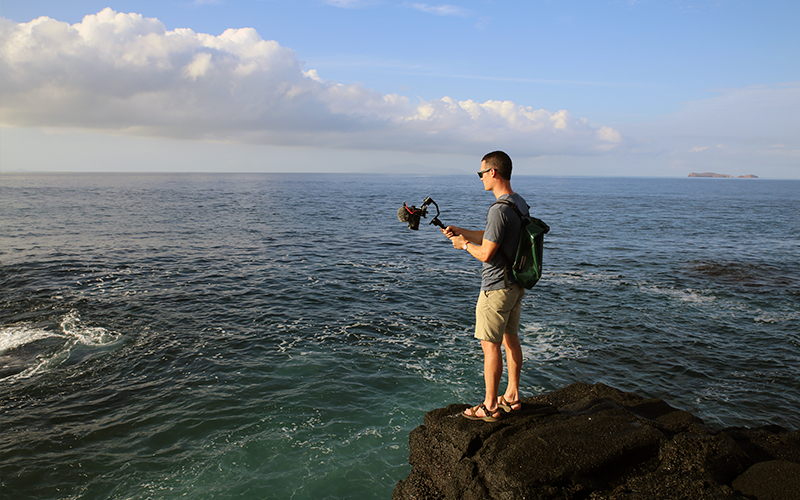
xmin=482 ymin=151 xmax=512 ymax=180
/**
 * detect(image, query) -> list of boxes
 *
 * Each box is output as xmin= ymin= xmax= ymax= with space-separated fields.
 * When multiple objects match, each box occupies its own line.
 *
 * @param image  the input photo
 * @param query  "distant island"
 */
xmin=689 ymin=172 xmax=759 ymax=178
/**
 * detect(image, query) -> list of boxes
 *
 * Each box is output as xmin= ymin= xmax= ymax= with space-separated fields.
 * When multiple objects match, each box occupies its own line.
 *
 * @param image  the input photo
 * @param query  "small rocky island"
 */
xmin=689 ymin=172 xmax=759 ymax=178
xmin=393 ymin=383 xmax=799 ymax=500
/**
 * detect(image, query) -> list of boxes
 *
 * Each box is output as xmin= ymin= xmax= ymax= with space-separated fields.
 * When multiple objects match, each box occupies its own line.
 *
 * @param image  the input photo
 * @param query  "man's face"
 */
xmin=480 ymin=160 xmax=492 ymax=191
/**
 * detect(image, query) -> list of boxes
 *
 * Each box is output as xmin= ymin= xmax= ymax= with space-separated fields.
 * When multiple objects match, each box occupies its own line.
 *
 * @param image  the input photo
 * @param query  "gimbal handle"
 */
xmin=422 ymin=197 xmax=446 ymax=229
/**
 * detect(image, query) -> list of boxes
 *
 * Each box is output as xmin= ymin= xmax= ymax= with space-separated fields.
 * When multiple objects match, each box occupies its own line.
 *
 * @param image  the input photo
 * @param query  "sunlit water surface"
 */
xmin=1 ymin=174 xmax=798 ymax=499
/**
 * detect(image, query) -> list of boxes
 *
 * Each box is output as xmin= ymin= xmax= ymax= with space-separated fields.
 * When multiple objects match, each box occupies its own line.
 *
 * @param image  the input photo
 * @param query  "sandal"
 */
xmin=498 ymin=396 xmax=522 ymax=413
xmin=462 ymin=403 xmax=501 ymax=422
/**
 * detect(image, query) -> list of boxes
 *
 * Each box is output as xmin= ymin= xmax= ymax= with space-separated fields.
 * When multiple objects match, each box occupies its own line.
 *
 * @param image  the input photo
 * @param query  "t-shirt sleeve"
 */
xmin=483 ymin=205 xmax=507 ymax=245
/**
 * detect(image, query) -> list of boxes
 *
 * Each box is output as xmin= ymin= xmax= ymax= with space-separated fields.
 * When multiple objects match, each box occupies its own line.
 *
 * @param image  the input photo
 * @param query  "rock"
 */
xmin=393 ymin=383 xmax=800 ymax=500
xmin=731 ymin=461 xmax=800 ymax=500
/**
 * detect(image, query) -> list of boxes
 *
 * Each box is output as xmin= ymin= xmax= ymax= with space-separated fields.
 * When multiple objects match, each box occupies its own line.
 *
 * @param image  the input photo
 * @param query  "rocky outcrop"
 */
xmin=689 ymin=172 xmax=734 ymax=178
xmin=393 ymin=383 xmax=800 ymax=500
xmin=688 ymin=172 xmax=759 ymax=178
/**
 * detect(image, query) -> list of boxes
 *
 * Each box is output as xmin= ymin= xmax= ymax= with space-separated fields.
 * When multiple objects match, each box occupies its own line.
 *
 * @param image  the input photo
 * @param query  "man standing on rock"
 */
xmin=442 ymin=150 xmax=527 ymax=422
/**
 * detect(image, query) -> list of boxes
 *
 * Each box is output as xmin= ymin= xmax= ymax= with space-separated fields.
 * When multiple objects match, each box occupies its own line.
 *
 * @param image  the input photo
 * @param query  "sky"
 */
xmin=1 ymin=0 xmax=798 ymax=178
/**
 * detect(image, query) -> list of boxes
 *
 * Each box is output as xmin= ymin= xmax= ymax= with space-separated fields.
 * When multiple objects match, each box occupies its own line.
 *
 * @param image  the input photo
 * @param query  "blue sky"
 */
xmin=1 ymin=1 xmax=798 ymax=177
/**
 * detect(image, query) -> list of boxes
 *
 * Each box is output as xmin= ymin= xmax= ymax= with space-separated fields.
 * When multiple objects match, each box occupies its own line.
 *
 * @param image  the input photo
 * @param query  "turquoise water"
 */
xmin=1 ymin=174 xmax=798 ymax=499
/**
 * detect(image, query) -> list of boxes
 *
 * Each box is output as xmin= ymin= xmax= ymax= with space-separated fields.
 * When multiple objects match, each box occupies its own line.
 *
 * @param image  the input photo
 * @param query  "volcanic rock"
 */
xmin=393 ymin=383 xmax=800 ymax=500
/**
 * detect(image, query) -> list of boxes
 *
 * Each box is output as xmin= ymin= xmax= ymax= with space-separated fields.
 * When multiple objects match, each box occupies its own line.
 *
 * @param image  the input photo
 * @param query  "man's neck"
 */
xmin=493 ymin=182 xmax=514 ymax=199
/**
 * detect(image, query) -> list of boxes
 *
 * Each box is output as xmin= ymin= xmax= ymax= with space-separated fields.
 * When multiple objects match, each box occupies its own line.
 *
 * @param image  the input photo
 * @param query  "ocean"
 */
xmin=1 ymin=173 xmax=798 ymax=499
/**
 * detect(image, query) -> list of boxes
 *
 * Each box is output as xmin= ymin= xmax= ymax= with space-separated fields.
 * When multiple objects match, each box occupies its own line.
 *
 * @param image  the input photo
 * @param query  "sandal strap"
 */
xmin=477 ymin=403 xmax=497 ymax=417
xmin=465 ymin=404 xmax=486 ymax=417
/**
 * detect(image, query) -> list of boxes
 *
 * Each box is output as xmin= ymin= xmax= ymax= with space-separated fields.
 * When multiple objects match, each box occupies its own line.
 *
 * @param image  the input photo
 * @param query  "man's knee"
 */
xmin=481 ymin=339 xmax=503 ymax=353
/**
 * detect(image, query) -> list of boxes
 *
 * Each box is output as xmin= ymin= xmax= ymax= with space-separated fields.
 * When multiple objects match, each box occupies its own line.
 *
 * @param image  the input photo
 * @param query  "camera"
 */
xmin=397 ymin=197 xmax=445 ymax=230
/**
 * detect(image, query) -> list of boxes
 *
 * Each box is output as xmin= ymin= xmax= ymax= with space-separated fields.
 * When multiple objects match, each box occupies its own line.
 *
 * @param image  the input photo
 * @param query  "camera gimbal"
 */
xmin=397 ymin=197 xmax=446 ymax=230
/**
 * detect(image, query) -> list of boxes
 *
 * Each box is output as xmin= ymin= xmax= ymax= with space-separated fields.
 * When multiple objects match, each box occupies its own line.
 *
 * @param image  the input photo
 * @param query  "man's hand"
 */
xmin=441 ymin=225 xmax=458 ymax=238
xmin=450 ymin=234 xmax=468 ymax=249
xmin=441 ymin=226 xmax=467 ymax=249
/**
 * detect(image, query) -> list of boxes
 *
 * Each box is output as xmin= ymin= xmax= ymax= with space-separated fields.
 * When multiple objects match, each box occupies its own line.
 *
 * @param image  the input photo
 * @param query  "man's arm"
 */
xmin=441 ymin=226 xmax=500 ymax=263
xmin=442 ymin=225 xmax=484 ymax=245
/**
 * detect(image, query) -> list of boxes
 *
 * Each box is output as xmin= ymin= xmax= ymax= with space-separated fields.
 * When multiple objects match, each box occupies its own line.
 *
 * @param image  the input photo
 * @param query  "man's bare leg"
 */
xmin=501 ymin=333 xmax=523 ymax=409
xmin=481 ymin=339 xmax=503 ymax=413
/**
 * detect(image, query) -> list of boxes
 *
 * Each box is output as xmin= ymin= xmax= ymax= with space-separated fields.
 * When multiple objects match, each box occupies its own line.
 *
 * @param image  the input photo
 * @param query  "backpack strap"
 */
xmin=489 ymin=199 xmax=530 ymax=288
xmin=490 ymin=199 xmax=530 ymax=218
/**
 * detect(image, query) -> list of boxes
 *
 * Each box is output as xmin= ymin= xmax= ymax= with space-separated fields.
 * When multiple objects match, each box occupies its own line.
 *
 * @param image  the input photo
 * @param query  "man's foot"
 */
xmin=498 ymin=395 xmax=522 ymax=412
xmin=462 ymin=403 xmax=501 ymax=422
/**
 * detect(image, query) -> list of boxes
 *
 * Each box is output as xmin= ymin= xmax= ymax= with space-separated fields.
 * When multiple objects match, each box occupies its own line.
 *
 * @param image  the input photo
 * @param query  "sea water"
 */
xmin=1 ymin=173 xmax=798 ymax=499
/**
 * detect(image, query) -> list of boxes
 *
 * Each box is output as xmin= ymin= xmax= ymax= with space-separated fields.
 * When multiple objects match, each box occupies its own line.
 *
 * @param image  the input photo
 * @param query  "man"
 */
xmin=442 ymin=151 xmax=528 ymax=422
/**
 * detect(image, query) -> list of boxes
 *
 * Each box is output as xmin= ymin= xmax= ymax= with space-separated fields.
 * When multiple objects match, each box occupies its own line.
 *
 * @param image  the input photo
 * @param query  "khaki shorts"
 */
xmin=475 ymin=283 xmax=525 ymax=343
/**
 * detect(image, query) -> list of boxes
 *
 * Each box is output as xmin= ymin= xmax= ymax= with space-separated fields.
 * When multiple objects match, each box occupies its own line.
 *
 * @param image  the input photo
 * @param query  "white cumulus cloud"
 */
xmin=0 ymin=9 xmax=622 ymax=157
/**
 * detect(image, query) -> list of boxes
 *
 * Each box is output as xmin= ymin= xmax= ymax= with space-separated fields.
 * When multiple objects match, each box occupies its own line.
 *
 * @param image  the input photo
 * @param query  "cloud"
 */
xmin=669 ymin=83 xmax=800 ymax=139
xmin=0 ymin=9 xmax=622 ymax=157
xmin=406 ymin=3 xmax=471 ymax=17
xmin=323 ymin=0 xmax=374 ymax=8
xmin=615 ymin=82 xmax=800 ymax=178
xmin=631 ymin=82 xmax=800 ymax=156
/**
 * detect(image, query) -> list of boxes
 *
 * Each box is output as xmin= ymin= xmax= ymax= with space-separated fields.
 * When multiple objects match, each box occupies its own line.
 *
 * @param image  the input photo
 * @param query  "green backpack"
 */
xmin=492 ymin=200 xmax=550 ymax=289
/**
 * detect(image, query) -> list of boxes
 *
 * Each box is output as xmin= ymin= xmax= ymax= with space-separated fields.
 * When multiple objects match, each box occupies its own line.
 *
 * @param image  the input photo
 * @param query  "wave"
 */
xmin=0 ymin=310 xmax=121 ymax=380
xmin=753 ymin=310 xmax=800 ymax=325
xmin=637 ymin=284 xmax=717 ymax=304
xmin=521 ymin=322 xmax=586 ymax=362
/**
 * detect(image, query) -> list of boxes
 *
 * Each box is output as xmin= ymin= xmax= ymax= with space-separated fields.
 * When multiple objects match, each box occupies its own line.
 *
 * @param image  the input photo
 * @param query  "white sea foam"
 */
xmin=546 ymin=271 xmax=625 ymax=287
xmin=60 ymin=310 xmax=120 ymax=346
xmin=1 ymin=311 xmax=120 ymax=380
xmin=639 ymin=284 xmax=716 ymax=304
xmin=754 ymin=310 xmax=800 ymax=324
xmin=0 ymin=325 xmax=62 ymax=353
xmin=521 ymin=322 xmax=585 ymax=361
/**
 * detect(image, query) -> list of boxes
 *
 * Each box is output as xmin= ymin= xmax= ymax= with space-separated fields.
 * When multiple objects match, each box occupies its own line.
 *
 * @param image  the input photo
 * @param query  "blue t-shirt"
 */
xmin=481 ymin=193 xmax=529 ymax=291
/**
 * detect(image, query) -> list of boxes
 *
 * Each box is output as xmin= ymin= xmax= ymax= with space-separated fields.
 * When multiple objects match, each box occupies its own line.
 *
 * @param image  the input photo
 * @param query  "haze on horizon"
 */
xmin=1 ymin=1 xmax=798 ymax=179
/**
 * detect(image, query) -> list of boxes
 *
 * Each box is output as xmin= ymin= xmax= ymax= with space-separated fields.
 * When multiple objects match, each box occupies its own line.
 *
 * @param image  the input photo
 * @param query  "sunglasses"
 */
xmin=477 ymin=168 xmax=494 ymax=179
